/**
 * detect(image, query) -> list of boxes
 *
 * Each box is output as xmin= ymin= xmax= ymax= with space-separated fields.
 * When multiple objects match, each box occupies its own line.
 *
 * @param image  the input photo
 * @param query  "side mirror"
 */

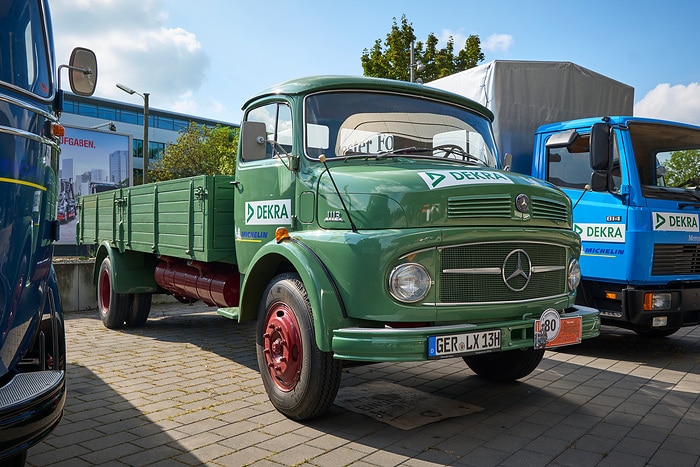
xmin=68 ymin=47 xmax=98 ymax=96
xmin=589 ymin=123 xmax=611 ymax=170
xmin=240 ymin=121 xmax=268 ymax=161
xmin=501 ymin=153 xmax=512 ymax=171
xmin=590 ymin=171 xmax=609 ymax=192
xmin=545 ymin=129 xmax=579 ymax=149
xmin=589 ymin=123 xmax=612 ymax=192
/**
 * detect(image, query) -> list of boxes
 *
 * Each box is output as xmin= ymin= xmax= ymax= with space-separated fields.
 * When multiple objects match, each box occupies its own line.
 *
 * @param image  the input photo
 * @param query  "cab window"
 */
xmin=244 ymin=102 xmax=292 ymax=160
xmin=546 ymin=131 xmax=621 ymax=191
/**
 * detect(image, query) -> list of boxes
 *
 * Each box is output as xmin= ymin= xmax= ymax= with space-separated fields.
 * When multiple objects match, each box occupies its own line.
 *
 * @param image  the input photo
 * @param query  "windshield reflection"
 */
xmin=304 ymin=91 xmax=497 ymax=167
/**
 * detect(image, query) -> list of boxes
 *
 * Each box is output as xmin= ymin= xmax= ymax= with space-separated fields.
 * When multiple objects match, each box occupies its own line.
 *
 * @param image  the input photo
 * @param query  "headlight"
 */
xmin=568 ymin=259 xmax=581 ymax=291
xmin=388 ymin=263 xmax=431 ymax=303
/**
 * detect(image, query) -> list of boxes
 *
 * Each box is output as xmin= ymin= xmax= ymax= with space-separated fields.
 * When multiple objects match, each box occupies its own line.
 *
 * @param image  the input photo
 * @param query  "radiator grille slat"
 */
xmin=653 ymin=244 xmax=700 ymax=275
xmin=439 ymin=242 xmax=568 ymax=303
xmin=447 ymin=194 xmax=569 ymax=223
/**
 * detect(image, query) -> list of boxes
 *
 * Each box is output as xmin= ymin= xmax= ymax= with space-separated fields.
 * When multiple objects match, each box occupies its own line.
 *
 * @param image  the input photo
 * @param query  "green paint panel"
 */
xmin=77 ymin=175 xmax=237 ymax=263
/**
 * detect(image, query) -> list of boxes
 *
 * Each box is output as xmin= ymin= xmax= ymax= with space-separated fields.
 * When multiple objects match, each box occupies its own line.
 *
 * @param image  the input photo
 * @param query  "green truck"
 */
xmin=77 ymin=76 xmax=600 ymax=420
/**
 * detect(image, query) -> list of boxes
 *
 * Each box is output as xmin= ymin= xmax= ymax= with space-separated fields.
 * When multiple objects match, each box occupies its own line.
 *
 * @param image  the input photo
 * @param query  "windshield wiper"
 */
xmin=375 ymin=145 xmax=483 ymax=165
xmin=375 ymin=146 xmax=426 ymax=159
xmin=432 ymin=144 xmax=482 ymax=163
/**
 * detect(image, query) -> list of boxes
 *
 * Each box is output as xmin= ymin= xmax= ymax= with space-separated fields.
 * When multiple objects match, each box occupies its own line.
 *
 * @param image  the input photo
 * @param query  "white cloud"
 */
xmin=439 ymin=29 xmax=467 ymax=49
xmin=482 ymin=34 xmax=513 ymax=53
xmin=51 ymin=0 xmax=209 ymax=109
xmin=635 ymin=83 xmax=700 ymax=126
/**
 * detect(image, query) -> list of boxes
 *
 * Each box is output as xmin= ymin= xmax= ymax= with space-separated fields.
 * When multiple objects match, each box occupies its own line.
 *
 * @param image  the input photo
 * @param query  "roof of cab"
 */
xmin=241 ymin=75 xmax=494 ymax=121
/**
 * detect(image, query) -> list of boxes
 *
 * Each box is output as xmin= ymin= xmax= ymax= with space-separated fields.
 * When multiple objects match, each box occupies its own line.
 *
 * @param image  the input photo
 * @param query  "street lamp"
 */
xmin=409 ymin=41 xmax=425 ymax=84
xmin=116 ymin=83 xmax=150 ymax=183
xmin=90 ymin=121 xmax=116 ymax=131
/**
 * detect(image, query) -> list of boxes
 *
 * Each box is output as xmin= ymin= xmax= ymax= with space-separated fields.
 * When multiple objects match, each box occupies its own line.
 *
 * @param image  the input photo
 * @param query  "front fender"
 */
xmin=93 ymin=242 xmax=159 ymax=294
xmin=239 ymin=238 xmax=350 ymax=351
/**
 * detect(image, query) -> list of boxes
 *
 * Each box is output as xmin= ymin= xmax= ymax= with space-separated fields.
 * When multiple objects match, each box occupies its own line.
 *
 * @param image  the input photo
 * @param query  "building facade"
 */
xmin=59 ymin=92 xmax=238 ymax=182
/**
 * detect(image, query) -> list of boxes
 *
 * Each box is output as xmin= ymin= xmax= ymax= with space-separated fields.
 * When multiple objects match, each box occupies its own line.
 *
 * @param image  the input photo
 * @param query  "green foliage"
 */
xmin=664 ymin=149 xmax=700 ymax=187
xmin=150 ymin=123 xmax=239 ymax=182
xmin=361 ymin=15 xmax=485 ymax=82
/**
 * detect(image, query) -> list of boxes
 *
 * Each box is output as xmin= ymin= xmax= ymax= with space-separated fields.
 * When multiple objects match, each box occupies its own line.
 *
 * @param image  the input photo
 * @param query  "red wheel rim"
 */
xmin=98 ymin=267 xmax=111 ymax=313
xmin=262 ymin=302 xmax=303 ymax=391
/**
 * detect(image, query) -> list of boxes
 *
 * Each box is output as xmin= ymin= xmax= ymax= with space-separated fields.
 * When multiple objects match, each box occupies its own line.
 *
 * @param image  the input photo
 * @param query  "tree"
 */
xmin=663 ymin=149 xmax=700 ymax=187
xmin=361 ymin=15 xmax=485 ymax=82
xmin=150 ymin=123 xmax=238 ymax=182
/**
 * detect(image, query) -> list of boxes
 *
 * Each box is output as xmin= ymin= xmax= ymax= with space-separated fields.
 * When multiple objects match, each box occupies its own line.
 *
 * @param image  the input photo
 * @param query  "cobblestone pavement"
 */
xmin=27 ymin=301 xmax=700 ymax=466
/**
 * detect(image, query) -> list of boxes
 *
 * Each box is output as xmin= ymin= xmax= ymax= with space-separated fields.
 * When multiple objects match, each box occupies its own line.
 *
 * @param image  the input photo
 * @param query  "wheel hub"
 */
xmin=262 ymin=303 xmax=302 ymax=391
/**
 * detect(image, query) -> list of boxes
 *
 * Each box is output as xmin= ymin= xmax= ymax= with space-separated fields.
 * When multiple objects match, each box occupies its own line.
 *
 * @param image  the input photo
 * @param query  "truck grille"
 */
xmin=652 ymin=244 xmax=700 ymax=275
xmin=439 ymin=241 xmax=568 ymax=303
xmin=447 ymin=194 xmax=569 ymax=222
xmin=531 ymin=196 xmax=569 ymax=223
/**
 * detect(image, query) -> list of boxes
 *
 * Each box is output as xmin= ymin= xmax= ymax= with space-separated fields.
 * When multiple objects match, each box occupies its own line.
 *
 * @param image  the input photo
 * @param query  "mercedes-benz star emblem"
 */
xmin=502 ymin=249 xmax=532 ymax=292
xmin=515 ymin=193 xmax=529 ymax=213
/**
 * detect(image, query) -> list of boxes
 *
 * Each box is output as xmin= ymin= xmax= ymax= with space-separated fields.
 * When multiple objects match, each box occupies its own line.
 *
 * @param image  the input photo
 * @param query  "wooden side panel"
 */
xmin=77 ymin=175 xmax=237 ymax=263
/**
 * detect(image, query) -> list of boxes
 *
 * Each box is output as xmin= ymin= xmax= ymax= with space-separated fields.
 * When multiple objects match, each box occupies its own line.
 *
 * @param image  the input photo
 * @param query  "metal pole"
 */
xmin=143 ymin=92 xmax=149 ymax=184
xmin=410 ymin=41 xmax=415 ymax=83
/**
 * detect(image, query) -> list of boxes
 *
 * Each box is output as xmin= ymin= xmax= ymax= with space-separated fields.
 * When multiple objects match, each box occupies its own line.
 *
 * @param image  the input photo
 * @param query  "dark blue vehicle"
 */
xmin=0 ymin=0 xmax=96 ymax=464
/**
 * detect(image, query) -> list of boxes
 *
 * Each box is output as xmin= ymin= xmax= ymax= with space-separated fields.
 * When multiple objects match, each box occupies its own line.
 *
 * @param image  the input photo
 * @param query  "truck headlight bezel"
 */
xmin=388 ymin=263 xmax=432 ymax=303
xmin=568 ymin=259 xmax=581 ymax=291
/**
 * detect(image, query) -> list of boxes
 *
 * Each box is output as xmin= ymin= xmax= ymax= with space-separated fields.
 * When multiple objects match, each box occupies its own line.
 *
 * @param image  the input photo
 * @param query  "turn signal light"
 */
xmin=51 ymin=122 xmax=65 ymax=138
xmin=643 ymin=292 xmax=671 ymax=311
xmin=275 ymin=227 xmax=290 ymax=243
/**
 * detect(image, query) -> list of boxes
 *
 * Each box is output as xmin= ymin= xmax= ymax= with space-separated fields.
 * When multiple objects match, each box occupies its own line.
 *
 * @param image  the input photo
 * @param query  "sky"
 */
xmin=50 ymin=0 xmax=700 ymax=126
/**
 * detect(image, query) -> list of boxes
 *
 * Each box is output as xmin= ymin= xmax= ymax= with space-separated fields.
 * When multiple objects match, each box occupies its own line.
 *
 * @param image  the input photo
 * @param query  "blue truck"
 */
xmin=0 ymin=1 xmax=97 ymax=464
xmin=432 ymin=60 xmax=700 ymax=337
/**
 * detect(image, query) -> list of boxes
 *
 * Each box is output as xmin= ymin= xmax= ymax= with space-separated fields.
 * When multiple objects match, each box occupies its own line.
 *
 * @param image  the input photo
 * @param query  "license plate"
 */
xmin=428 ymin=330 xmax=501 ymax=359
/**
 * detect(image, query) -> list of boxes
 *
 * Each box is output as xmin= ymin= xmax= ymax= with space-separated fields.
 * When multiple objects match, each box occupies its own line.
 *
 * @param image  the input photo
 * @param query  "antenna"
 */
xmin=573 ymin=185 xmax=591 ymax=210
xmin=319 ymin=155 xmax=357 ymax=232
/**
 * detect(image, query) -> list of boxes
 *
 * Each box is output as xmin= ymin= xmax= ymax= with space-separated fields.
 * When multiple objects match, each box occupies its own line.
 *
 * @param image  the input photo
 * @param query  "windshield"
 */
xmin=304 ymin=91 xmax=497 ymax=167
xmin=0 ymin=0 xmax=52 ymax=97
xmin=632 ymin=122 xmax=700 ymax=198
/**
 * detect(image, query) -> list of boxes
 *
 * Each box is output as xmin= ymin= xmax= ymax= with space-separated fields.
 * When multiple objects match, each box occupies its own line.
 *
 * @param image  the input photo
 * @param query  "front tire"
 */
xmin=97 ymin=257 xmax=130 ymax=329
xmin=256 ymin=273 xmax=342 ymax=420
xmin=464 ymin=348 xmax=545 ymax=381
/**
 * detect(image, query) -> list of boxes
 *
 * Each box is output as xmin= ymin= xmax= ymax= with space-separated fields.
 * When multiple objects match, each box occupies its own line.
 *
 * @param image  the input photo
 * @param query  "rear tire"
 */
xmin=256 ymin=273 xmax=342 ymax=420
xmin=97 ymin=257 xmax=130 ymax=329
xmin=464 ymin=348 xmax=545 ymax=381
xmin=125 ymin=293 xmax=152 ymax=327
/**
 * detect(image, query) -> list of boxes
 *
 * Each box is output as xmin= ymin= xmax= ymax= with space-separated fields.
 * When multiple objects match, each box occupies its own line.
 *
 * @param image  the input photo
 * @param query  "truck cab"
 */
xmin=0 ymin=1 xmax=96 ymax=464
xmin=534 ymin=116 xmax=700 ymax=335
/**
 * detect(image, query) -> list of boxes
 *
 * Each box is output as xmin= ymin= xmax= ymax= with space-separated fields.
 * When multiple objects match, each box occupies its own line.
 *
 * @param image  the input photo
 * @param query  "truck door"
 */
xmin=545 ymin=129 xmax=628 ymax=284
xmin=234 ymin=101 xmax=296 ymax=271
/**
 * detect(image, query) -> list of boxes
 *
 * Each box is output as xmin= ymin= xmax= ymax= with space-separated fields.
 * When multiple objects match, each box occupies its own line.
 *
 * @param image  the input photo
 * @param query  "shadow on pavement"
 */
xmin=26 ymin=364 xmax=205 ymax=466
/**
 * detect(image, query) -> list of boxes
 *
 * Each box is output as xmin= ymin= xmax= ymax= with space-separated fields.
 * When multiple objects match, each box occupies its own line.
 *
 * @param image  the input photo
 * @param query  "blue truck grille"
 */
xmin=439 ymin=241 xmax=568 ymax=303
xmin=447 ymin=194 xmax=569 ymax=222
xmin=652 ymin=244 xmax=700 ymax=275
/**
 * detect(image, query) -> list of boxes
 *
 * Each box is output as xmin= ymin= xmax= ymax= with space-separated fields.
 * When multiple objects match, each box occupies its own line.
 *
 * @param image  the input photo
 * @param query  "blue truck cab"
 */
xmin=533 ymin=116 xmax=700 ymax=336
xmin=0 ymin=1 xmax=96 ymax=464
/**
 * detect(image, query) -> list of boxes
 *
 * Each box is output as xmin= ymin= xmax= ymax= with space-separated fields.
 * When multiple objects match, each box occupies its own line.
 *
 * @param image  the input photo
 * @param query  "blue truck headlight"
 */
xmin=388 ymin=263 xmax=431 ymax=303
xmin=568 ymin=259 xmax=581 ymax=291
xmin=644 ymin=292 xmax=672 ymax=311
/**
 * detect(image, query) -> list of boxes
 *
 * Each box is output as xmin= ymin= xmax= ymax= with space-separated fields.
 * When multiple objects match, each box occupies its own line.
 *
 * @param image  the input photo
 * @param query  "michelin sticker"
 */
xmin=653 ymin=212 xmax=699 ymax=232
xmin=418 ymin=170 xmax=513 ymax=190
xmin=574 ymin=223 xmax=625 ymax=243
xmin=245 ymin=200 xmax=291 ymax=225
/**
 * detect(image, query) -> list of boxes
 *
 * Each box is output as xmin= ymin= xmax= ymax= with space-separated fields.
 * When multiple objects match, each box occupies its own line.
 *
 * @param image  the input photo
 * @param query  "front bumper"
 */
xmin=623 ymin=287 xmax=700 ymax=329
xmin=0 ymin=370 xmax=66 ymax=460
xmin=331 ymin=305 xmax=600 ymax=362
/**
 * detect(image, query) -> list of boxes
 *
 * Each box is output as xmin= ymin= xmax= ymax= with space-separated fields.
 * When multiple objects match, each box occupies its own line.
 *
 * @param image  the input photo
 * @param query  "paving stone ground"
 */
xmin=27 ymin=300 xmax=700 ymax=466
